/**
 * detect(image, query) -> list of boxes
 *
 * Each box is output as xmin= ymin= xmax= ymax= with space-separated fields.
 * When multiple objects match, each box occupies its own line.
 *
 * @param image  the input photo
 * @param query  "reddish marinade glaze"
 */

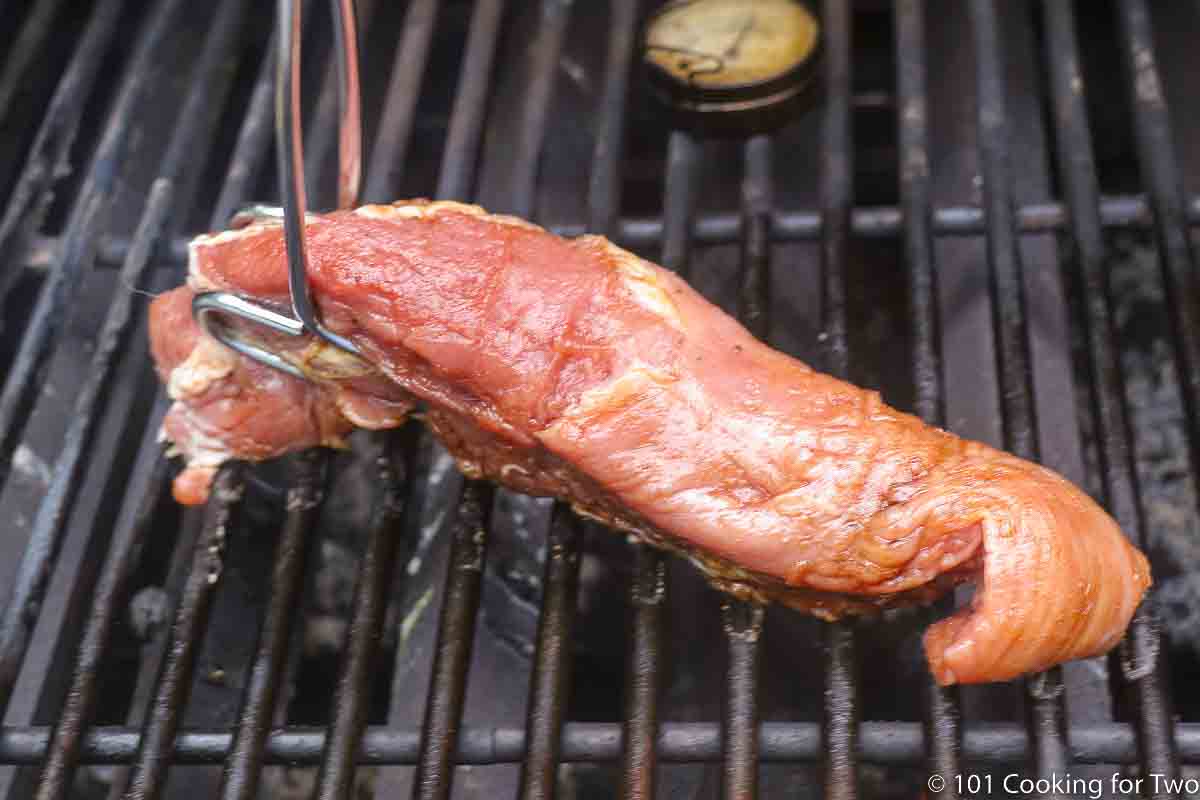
xmin=148 ymin=200 xmax=1151 ymax=685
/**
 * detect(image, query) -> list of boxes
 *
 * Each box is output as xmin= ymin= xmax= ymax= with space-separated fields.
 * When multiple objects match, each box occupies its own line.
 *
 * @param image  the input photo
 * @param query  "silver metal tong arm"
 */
xmin=192 ymin=0 xmax=363 ymax=375
xmin=192 ymin=293 xmax=306 ymax=380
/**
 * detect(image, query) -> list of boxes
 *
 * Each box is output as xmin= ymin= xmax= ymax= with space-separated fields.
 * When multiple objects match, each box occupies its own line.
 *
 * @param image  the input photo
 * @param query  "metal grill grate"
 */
xmin=0 ymin=1 xmax=1198 ymax=798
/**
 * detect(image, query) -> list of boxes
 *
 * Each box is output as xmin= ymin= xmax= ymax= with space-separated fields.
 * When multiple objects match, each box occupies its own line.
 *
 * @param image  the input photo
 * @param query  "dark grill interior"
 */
xmin=2 ymin=0 xmax=1200 ymax=798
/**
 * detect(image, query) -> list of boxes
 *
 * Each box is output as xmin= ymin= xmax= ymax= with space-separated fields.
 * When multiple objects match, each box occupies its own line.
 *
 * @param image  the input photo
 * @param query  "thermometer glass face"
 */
xmin=645 ymin=0 xmax=819 ymax=90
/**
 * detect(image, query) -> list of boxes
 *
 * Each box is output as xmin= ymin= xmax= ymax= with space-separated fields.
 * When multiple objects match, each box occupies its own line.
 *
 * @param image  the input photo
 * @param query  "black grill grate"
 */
xmin=0 ymin=1 xmax=1198 ymax=798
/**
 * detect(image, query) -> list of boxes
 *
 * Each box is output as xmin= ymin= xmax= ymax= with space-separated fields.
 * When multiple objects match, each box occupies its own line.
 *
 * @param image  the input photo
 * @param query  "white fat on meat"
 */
xmin=167 ymin=336 xmax=239 ymax=400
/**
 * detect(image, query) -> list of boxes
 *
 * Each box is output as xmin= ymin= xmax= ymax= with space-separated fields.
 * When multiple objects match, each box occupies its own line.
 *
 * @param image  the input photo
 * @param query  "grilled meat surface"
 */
xmin=148 ymin=200 xmax=1151 ymax=685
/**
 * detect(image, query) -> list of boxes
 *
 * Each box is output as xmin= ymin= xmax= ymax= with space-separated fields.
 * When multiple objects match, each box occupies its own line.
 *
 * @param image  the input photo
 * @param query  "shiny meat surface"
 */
xmin=148 ymin=200 xmax=1151 ymax=685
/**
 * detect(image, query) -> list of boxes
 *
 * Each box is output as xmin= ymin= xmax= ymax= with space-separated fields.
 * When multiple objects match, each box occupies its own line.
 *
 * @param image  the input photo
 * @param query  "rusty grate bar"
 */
xmin=721 ymin=598 xmax=764 ymax=799
xmin=313 ymin=440 xmax=406 ymax=800
xmin=620 ymin=544 xmax=664 ymax=800
xmin=413 ymin=482 xmax=492 ymax=800
xmin=518 ymin=508 xmax=582 ymax=799
xmin=216 ymin=454 xmax=323 ymax=800
xmin=115 ymin=466 xmax=243 ymax=800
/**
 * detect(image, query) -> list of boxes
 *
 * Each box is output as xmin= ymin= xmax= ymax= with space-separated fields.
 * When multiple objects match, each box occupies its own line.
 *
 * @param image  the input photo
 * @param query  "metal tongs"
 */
xmin=191 ymin=0 xmax=363 ymax=380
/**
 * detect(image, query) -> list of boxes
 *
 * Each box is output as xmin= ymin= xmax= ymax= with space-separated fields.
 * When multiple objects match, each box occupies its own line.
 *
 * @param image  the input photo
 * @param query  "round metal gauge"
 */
xmin=643 ymin=0 xmax=821 ymax=134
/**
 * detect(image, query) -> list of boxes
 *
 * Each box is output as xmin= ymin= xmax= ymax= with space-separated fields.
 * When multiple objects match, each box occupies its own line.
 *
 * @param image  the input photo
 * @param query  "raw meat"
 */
xmin=149 ymin=200 xmax=1151 ymax=685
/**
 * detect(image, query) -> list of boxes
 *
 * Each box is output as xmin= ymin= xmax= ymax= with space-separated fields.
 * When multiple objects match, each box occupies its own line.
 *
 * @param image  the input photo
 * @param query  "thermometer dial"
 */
xmin=643 ymin=0 xmax=821 ymax=133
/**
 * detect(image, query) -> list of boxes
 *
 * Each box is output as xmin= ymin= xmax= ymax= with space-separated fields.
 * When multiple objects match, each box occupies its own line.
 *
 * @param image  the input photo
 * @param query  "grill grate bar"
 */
xmin=83 ymin=192 xmax=1200 ymax=272
xmin=597 ymin=195 xmax=1200 ymax=240
xmin=210 ymin=5 xmax=293 ymax=232
xmin=895 ymin=2 xmax=962 ymax=796
xmin=895 ymin=0 xmax=942 ymax=432
xmin=360 ymin=1 xmax=484 ymax=794
xmin=77 ymin=411 xmax=179 ymax=800
xmin=8 ymin=721 xmax=1200 ymax=765
xmin=413 ymin=482 xmax=492 ymax=800
xmin=0 ymin=0 xmax=126 ymax=306
xmin=0 ymin=0 xmax=187 ymax=484
xmin=436 ymin=0 xmax=506 ymax=203
xmin=491 ymin=0 xmax=573 ymax=220
xmin=660 ymin=133 xmax=700 ymax=278
xmin=581 ymin=9 xmax=662 ymax=795
xmin=617 ymin=127 xmax=701 ymax=798
xmin=216 ymin=454 xmax=324 ymax=800
xmin=21 ymin=0 xmax=253 ymax=739
xmin=610 ymin=92 xmax=703 ymax=800
xmin=307 ymin=0 xmax=453 ymax=788
xmin=721 ymin=599 xmax=765 ymax=799
xmin=1119 ymin=615 xmax=1178 ymax=797
xmin=620 ymin=544 xmax=664 ymax=800
xmin=0 ymin=0 xmax=187 ymax=711
xmin=718 ymin=135 xmax=773 ymax=800
xmin=362 ymin=0 xmax=439 ymax=203
xmin=1040 ymin=2 xmax=1181 ymax=796
xmin=967 ymin=0 xmax=1074 ymax=788
xmin=477 ymin=4 xmax=579 ymax=793
xmin=819 ymin=0 xmax=853 ymax=377
xmin=967 ymin=0 xmax=1037 ymax=458
xmin=0 ymin=356 xmax=164 ymax=792
xmin=1 ymin=3 xmax=1194 ymax=797
xmin=314 ymin=439 xmax=407 ymax=800
xmin=41 ymin=0 xmax=285 ymax=791
xmin=0 ymin=0 xmax=69 ymax=126
xmin=587 ymin=0 xmax=638 ymax=238
xmin=738 ymin=136 xmax=772 ymax=339
xmin=30 ymin=179 xmax=176 ymax=800
xmin=819 ymin=0 xmax=860 ymax=796
xmin=518 ymin=507 xmax=582 ymax=800
xmin=95 ymin=10 xmax=283 ymax=793
xmin=823 ymin=626 xmax=858 ymax=798
xmin=411 ymin=4 xmax=508 ymax=795
xmin=115 ymin=467 xmax=242 ymax=800
xmin=0 ymin=0 xmax=233 ymax=716
xmin=1114 ymin=0 xmax=1200 ymax=467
